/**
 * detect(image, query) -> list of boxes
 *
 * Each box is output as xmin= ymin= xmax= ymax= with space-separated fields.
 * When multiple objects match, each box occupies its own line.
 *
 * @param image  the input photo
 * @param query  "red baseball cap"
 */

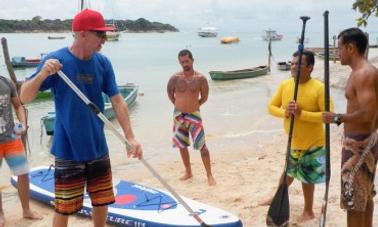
xmin=72 ymin=9 xmax=115 ymax=32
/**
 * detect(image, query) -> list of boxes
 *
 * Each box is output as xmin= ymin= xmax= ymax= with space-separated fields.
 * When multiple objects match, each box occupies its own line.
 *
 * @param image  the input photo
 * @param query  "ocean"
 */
xmin=0 ymin=30 xmax=350 ymax=183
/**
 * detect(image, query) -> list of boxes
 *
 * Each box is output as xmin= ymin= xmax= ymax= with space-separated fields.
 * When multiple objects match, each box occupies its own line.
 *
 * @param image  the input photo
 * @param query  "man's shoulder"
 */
xmin=352 ymin=62 xmax=378 ymax=82
xmin=194 ymin=70 xmax=206 ymax=77
xmin=309 ymin=78 xmax=324 ymax=86
xmin=280 ymin=78 xmax=293 ymax=86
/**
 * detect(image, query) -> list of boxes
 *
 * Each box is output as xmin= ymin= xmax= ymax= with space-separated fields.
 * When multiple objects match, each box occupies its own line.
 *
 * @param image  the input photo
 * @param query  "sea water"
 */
xmin=0 ymin=31 xmax=350 ymax=182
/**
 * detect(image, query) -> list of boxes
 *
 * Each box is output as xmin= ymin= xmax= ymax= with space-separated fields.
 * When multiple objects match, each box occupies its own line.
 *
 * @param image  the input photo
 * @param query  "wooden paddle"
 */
xmin=266 ymin=16 xmax=310 ymax=227
xmin=319 ymin=10 xmax=331 ymax=227
xmin=56 ymin=71 xmax=212 ymax=227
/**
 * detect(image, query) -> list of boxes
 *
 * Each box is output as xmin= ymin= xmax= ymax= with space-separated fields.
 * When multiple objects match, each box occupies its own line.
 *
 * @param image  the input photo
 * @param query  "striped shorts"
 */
xmin=172 ymin=109 xmax=207 ymax=151
xmin=54 ymin=155 xmax=115 ymax=215
xmin=0 ymin=139 xmax=29 ymax=176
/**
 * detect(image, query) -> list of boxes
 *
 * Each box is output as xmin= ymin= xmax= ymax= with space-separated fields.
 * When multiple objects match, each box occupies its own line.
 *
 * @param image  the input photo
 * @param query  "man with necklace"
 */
xmin=167 ymin=49 xmax=216 ymax=186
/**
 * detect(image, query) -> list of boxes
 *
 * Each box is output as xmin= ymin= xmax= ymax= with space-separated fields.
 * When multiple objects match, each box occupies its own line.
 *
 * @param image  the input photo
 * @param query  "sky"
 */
xmin=0 ymin=0 xmax=377 ymax=33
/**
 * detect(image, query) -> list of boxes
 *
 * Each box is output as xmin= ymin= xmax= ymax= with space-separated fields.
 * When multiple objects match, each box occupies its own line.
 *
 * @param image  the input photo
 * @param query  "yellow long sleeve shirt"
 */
xmin=268 ymin=78 xmax=334 ymax=150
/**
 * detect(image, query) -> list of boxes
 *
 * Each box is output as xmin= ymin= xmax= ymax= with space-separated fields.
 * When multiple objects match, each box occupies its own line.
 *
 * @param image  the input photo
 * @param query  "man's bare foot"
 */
xmin=179 ymin=173 xmax=192 ymax=181
xmin=300 ymin=211 xmax=315 ymax=222
xmin=207 ymin=176 xmax=216 ymax=186
xmin=23 ymin=209 xmax=43 ymax=220
xmin=0 ymin=212 xmax=5 ymax=227
xmin=256 ymin=197 xmax=272 ymax=206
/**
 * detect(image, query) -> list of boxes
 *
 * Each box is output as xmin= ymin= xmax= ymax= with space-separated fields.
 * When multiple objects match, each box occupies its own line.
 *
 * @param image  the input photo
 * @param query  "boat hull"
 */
xmin=209 ymin=66 xmax=269 ymax=80
xmin=41 ymin=84 xmax=138 ymax=136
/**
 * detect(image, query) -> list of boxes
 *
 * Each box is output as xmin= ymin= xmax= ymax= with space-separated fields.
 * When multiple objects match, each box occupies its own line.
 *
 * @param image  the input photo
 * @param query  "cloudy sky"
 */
xmin=0 ymin=0 xmax=377 ymax=33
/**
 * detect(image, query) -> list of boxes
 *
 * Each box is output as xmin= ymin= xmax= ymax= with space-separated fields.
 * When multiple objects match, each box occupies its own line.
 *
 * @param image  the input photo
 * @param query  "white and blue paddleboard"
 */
xmin=11 ymin=166 xmax=243 ymax=227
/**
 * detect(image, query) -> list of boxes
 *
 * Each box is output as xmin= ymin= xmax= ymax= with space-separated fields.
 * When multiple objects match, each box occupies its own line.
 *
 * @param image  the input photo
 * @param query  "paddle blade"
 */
xmin=266 ymin=184 xmax=290 ymax=227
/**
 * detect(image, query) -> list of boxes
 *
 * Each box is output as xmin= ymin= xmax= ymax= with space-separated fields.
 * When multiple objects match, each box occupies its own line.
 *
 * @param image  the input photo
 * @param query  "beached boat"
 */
xmin=277 ymin=61 xmax=291 ymax=71
xmin=307 ymin=47 xmax=339 ymax=61
xmin=220 ymin=37 xmax=240 ymax=44
xmin=11 ymin=56 xmax=40 ymax=68
xmin=262 ymin=30 xmax=283 ymax=41
xmin=209 ymin=65 xmax=269 ymax=80
xmin=198 ymin=27 xmax=218 ymax=37
xmin=41 ymin=83 xmax=138 ymax=136
xmin=47 ymin=36 xmax=66 ymax=40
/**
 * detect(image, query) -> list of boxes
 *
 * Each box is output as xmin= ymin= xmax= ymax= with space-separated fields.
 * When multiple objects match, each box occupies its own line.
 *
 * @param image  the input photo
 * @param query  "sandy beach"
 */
xmin=1 ymin=50 xmax=378 ymax=227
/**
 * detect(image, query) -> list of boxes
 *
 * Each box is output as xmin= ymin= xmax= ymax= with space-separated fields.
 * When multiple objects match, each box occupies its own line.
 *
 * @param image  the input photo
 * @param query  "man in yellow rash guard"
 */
xmin=259 ymin=50 xmax=334 ymax=223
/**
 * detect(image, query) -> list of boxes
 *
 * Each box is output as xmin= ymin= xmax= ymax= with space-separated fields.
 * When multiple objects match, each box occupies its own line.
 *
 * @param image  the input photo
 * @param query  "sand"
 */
xmin=1 ymin=50 xmax=378 ymax=227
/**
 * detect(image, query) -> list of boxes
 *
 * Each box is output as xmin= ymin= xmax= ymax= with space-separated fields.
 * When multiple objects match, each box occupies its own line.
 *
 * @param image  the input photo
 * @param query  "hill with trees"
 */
xmin=0 ymin=16 xmax=178 ymax=33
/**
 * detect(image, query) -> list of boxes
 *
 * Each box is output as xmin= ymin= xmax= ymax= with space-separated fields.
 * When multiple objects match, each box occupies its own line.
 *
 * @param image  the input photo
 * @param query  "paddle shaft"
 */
xmin=319 ymin=10 xmax=331 ymax=227
xmin=56 ymin=71 xmax=211 ymax=227
xmin=284 ymin=16 xmax=310 ymax=177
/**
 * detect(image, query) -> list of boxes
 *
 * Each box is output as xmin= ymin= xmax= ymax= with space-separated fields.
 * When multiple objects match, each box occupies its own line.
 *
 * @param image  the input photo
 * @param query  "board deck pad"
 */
xmin=11 ymin=166 xmax=242 ymax=227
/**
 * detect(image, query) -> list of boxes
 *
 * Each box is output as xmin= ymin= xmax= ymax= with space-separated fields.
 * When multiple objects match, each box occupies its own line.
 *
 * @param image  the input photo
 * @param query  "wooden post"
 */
xmin=332 ymin=35 xmax=337 ymax=63
xmin=1 ymin=37 xmax=21 ymax=91
xmin=268 ymin=38 xmax=272 ymax=72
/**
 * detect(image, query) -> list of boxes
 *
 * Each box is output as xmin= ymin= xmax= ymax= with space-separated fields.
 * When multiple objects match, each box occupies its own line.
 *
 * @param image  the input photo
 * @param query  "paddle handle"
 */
xmin=320 ymin=10 xmax=331 ymax=227
xmin=56 ymin=70 xmax=210 ymax=226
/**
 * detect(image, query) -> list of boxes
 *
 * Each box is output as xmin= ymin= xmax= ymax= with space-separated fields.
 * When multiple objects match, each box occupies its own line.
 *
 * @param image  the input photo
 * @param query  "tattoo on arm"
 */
xmin=167 ymin=76 xmax=176 ymax=104
xmin=199 ymin=77 xmax=209 ymax=105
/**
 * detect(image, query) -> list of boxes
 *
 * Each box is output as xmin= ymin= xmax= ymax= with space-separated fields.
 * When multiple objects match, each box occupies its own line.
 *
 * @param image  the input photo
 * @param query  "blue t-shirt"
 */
xmin=29 ymin=47 xmax=119 ymax=161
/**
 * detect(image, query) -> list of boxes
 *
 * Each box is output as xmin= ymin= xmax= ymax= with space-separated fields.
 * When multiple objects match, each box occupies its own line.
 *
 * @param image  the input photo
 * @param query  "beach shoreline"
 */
xmin=1 ymin=50 xmax=378 ymax=226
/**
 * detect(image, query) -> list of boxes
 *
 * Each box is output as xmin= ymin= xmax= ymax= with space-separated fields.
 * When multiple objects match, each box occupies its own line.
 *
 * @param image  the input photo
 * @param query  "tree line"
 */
xmin=0 ymin=16 xmax=178 ymax=33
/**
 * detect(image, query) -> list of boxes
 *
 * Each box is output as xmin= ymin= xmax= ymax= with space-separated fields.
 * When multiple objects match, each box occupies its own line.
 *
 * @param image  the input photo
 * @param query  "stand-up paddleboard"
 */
xmin=11 ymin=166 xmax=243 ymax=226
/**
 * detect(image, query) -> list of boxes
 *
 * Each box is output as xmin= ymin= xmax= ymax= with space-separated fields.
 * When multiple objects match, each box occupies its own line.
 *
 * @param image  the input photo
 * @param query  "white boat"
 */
xmin=106 ymin=30 xmax=120 ymax=41
xmin=198 ymin=27 xmax=217 ymax=37
xmin=106 ymin=20 xmax=120 ymax=41
xmin=262 ymin=29 xmax=283 ymax=41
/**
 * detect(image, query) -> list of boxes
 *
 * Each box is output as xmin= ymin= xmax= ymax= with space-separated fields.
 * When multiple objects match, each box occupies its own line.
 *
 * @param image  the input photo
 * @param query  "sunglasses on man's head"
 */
xmin=89 ymin=30 xmax=107 ymax=39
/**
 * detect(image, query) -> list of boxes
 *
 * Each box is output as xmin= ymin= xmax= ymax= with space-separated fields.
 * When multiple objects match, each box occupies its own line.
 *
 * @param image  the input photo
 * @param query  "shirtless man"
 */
xmin=323 ymin=27 xmax=378 ymax=227
xmin=167 ymin=49 xmax=216 ymax=186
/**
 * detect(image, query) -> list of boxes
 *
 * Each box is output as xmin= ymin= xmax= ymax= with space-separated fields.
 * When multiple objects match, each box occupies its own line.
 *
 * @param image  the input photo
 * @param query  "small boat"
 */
xmin=106 ymin=20 xmax=121 ymax=41
xmin=307 ymin=47 xmax=339 ymax=61
xmin=36 ymin=90 xmax=52 ymax=101
xmin=11 ymin=56 xmax=40 ymax=68
xmin=277 ymin=61 xmax=291 ymax=71
xmin=106 ymin=31 xmax=120 ymax=41
xmin=209 ymin=65 xmax=269 ymax=80
xmin=262 ymin=30 xmax=283 ymax=41
xmin=220 ymin=37 xmax=240 ymax=44
xmin=41 ymin=83 xmax=138 ymax=136
xmin=198 ymin=27 xmax=218 ymax=37
xmin=47 ymin=36 xmax=66 ymax=40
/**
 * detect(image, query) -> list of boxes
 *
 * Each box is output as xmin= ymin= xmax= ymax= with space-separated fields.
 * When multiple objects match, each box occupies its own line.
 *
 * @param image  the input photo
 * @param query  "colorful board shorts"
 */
xmin=172 ymin=109 xmax=207 ymax=151
xmin=341 ymin=132 xmax=378 ymax=211
xmin=287 ymin=146 xmax=326 ymax=184
xmin=54 ymin=154 xmax=115 ymax=215
xmin=0 ymin=139 xmax=29 ymax=176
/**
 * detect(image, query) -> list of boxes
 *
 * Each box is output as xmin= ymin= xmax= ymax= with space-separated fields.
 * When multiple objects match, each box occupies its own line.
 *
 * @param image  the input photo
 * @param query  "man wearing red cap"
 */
xmin=20 ymin=9 xmax=143 ymax=227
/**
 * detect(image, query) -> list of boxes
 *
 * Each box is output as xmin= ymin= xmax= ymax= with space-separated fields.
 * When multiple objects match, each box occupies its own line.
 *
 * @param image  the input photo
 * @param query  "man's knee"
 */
xmin=200 ymin=146 xmax=209 ymax=156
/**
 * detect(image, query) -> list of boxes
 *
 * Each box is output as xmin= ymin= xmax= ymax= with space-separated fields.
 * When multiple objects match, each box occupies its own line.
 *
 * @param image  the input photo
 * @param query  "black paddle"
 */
xmin=266 ymin=16 xmax=310 ymax=227
xmin=56 ymin=71 xmax=212 ymax=227
xmin=319 ymin=10 xmax=331 ymax=227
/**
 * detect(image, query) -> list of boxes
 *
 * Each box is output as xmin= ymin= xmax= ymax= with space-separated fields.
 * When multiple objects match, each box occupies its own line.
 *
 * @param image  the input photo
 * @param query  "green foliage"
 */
xmin=353 ymin=0 xmax=378 ymax=26
xmin=0 ymin=17 xmax=178 ymax=33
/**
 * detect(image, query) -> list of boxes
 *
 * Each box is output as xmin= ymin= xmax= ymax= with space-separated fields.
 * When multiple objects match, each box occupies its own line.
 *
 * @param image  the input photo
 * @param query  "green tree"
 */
xmin=353 ymin=0 xmax=378 ymax=26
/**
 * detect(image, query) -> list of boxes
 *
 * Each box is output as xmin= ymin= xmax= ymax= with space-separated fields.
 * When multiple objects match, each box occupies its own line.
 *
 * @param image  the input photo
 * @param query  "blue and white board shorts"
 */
xmin=0 ymin=139 xmax=29 ymax=176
